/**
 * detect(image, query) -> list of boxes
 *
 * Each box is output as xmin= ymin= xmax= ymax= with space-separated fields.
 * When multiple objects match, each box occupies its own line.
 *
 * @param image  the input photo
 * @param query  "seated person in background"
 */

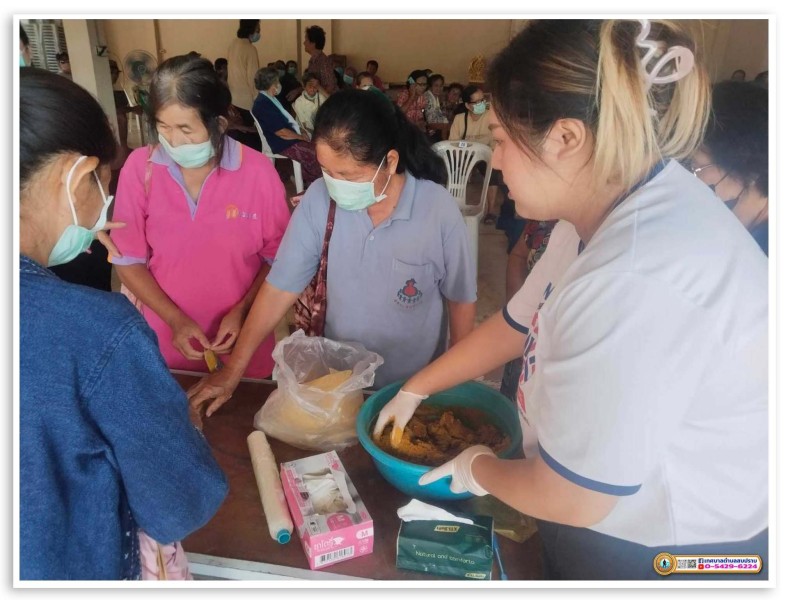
xmin=274 ymin=59 xmax=299 ymax=114
xmin=367 ymin=59 xmax=384 ymax=90
xmin=357 ymin=71 xmax=393 ymax=104
xmin=292 ymin=71 xmax=326 ymax=136
xmin=424 ymin=73 xmax=450 ymax=142
xmin=396 ymin=69 xmax=428 ymax=131
xmin=448 ymin=84 xmax=501 ymax=224
xmin=355 ymin=71 xmax=374 ymax=89
xmin=214 ymin=57 xmax=228 ymax=83
xmin=690 ymin=81 xmax=768 ymax=255
xmin=443 ymin=82 xmax=464 ymax=119
xmin=448 ymin=85 xmax=492 ymax=146
xmin=55 ymin=51 xmax=72 ymax=80
xmin=343 ymin=66 xmax=357 ymax=89
xmin=754 ymin=70 xmax=768 ymax=88
xmin=252 ymin=67 xmax=321 ymax=188
xmin=287 ymin=59 xmax=299 ymax=77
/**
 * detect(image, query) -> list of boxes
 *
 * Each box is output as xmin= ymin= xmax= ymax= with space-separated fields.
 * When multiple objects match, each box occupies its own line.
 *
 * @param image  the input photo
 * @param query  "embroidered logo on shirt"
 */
xmin=225 ymin=204 xmax=259 ymax=220
xmin=395 ymin=278 xmax=423 ymax=307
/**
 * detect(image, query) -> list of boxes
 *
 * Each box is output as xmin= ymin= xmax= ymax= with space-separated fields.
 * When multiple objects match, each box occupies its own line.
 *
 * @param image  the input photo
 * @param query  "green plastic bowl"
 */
xmin=357 ymin=380 xmax=523 ymax=501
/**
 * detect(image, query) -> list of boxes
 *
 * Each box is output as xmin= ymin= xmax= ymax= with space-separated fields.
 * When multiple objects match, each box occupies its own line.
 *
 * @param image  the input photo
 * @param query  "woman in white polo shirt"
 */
xmin=375 ymin=19 xmax=768 ymax=580
xmin=188 ymin=88 xmax=477 ymax=416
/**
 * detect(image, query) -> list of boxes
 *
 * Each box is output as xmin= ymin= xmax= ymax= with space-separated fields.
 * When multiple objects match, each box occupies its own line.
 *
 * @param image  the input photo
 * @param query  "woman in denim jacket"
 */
xmin=18 ymin=68 xmax=228 ymax=580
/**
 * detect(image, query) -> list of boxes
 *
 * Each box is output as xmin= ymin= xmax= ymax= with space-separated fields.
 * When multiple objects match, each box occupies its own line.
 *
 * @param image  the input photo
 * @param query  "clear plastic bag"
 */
xmin=254 ymin=330 xmax=384 ymax=451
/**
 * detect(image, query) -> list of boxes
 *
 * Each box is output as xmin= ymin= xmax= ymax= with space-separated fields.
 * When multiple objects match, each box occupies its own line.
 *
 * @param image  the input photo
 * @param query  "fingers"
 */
xmin=185 ymin=378 xmax=206 ymax=401
xmin=191 ymin=329 xmax=212 ymax=352
xmin=419 ymin=463 xmax=452 ymax=487
xmin=211 ymin=330 xmax=238 ymax=353
xmin=103 ymin=220 xmax=127 ymax=230
xmin=96 ymin=231 xmax=123 ymax=259
xmin=372 ymin=410 xmax=392 ymax=440
xmin=175 ymin=338 xmax=204 ymax=361
xmin=206 ymin=394 xmax=231 ymax=418
xmin=390 ymin=425 xmax=404 ymax=449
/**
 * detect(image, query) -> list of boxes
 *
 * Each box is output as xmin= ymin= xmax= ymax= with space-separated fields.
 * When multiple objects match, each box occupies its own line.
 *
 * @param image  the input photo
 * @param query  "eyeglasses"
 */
xmin=691 ymin=163 xmax=715 ymax=177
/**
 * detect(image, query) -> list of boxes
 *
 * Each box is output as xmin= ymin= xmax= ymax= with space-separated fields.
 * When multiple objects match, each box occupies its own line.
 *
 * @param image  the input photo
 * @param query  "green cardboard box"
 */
xmin=396 ymin=514 xmax=494 ymax=580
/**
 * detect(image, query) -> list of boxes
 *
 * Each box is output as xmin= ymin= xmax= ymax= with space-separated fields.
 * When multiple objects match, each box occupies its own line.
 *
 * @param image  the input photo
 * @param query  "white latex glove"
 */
xmin=418 ymin=445 xmax=496 ymax=496
xmin=372 ymin=389 xmax=428 ymax=448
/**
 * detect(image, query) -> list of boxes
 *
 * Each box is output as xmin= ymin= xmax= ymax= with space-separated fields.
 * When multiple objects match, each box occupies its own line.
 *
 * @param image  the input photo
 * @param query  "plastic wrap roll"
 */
xmin=247 ymin=430 xmax=294 ymax=543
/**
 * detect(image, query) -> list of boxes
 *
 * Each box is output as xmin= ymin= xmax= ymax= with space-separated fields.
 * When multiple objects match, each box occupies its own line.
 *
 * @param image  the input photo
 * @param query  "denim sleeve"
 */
xmin=83 ymin=317 xmax=228 ymax=544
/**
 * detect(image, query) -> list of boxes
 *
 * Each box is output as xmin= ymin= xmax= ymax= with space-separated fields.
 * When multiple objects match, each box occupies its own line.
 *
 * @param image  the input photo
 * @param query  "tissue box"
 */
xmin=396 ymin=514 xmax=494 ymax=580
xmin=280 ymin=451 xmax=374 ymax=570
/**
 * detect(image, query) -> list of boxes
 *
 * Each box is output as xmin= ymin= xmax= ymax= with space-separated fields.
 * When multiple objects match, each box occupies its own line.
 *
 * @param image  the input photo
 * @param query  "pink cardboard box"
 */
xmin=280 ymin=451 xmax=374 ymax=570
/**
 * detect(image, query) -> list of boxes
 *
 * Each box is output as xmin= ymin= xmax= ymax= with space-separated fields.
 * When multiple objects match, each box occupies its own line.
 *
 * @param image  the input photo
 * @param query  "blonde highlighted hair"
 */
xmin=488 ymin=20 xmax=711 ymax=192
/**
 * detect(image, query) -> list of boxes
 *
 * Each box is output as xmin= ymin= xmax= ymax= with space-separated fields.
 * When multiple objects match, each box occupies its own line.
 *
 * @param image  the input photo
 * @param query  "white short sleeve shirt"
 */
xmin=505 ymin=161 xmax=768 ymax=546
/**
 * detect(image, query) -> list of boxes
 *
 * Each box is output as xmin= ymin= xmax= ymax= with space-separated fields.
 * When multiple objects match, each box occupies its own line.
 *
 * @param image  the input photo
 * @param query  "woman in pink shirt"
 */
xmin=110 ymin=55 xmax=291 ymax=378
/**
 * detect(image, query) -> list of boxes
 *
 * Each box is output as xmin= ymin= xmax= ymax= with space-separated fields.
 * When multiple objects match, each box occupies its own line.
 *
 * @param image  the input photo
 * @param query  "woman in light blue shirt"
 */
xmin=189 ymin=89 xmax=477 ymax=417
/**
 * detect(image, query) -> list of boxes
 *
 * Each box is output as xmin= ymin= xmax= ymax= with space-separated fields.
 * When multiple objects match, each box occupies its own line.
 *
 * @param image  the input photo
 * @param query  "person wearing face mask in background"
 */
xmin=689 ymin=80 xmax=768 ymax=255
xmin=188 ymin=89 xmax=477 ymax=418
xmin=19 ymin=68 xmax=228 ymax=580
xmin=293 ymin=71 xmax=327 ymax=136
xmin=356 ymin=70 xmax=393 ymax=104
xmin=274 ymin=59 xmax=302 ymax=112
xmin=448 ymin=85 xmax=493 ymax=146
xmin=109 ymin=56 xmax=291 ymax=379
xmin=252 ymin=67 xmax=321 ymax=188
xmin=227 ymin=19 xmax=262 ymax=152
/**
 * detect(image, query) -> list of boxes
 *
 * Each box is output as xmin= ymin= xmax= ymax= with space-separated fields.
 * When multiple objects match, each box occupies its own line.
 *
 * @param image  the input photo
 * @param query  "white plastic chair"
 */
xmin=432 ymin=140 xmax=493 ymax=273
xmin=251 ymin=112 xmax=304 ymax=194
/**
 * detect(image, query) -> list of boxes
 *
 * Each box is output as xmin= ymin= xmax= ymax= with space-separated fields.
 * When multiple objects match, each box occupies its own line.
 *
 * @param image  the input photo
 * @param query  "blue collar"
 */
xmin=390 ymin=172 xmax=416 ymax=222
xmin=150 ymin=135 xmax=242 ymax=172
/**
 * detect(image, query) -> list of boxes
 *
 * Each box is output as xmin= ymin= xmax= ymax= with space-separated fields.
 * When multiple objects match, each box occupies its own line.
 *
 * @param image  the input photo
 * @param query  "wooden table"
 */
xmin=176 ymin=374 xmax=543 ymax=580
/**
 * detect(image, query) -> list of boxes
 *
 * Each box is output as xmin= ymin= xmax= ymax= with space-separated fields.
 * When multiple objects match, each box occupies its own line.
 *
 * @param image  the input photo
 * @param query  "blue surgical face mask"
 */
xmin=158 ymin=133 xmax=216 ymax=169
xmin=287 ymin=66 xmax=296 ymax=74
xmin=334 ymin=66 xmax=344 ymax=76
xmin=277 ymin=69 xmax=285 ymax=78
xmin=472 ymin=100 xmax=487 ymax=115
xmin=48 ymin=156 xmax=114 ymax=267
xmin=343 ymin=73 xmax=354 ymax=85
xmin=19 ymin=53 xmax=27 ymax=67
xmin=322 ymin=156 xmax=392 ymax=211
xmin=250 ymin=32 xmax=261 ymax=43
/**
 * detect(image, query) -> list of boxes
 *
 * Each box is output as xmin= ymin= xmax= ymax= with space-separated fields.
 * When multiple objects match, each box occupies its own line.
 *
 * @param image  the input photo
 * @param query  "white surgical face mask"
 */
xmin=48 ymin=156 xmax=114 ymax=266
xmin=321 ymin=156 xmax=392 ymax=211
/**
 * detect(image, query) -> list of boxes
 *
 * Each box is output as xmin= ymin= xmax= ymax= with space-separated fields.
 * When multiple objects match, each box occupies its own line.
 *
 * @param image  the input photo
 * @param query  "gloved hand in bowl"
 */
xmin=418 ymin=445 xmax=496 ymax=496
xmin=371 ymin=388 xmax=428 ymax=447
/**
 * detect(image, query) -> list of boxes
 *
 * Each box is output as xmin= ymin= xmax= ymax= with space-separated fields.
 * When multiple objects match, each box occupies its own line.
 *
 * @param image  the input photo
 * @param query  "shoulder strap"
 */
xmin=462 ymin=112 xmax=468 ymax=140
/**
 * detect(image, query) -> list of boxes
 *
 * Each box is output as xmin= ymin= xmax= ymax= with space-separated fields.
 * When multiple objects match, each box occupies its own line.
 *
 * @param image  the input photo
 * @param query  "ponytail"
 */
xmin=392 ymin=107 xmax=446 ymax=185
xmin=596 ymin=20 xmax=711 ymax=190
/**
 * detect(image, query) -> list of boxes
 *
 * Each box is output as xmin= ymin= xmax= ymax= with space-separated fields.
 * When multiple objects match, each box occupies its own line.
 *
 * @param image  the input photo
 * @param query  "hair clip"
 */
xmin=636 ymin=19 xmax=695 ymax=92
